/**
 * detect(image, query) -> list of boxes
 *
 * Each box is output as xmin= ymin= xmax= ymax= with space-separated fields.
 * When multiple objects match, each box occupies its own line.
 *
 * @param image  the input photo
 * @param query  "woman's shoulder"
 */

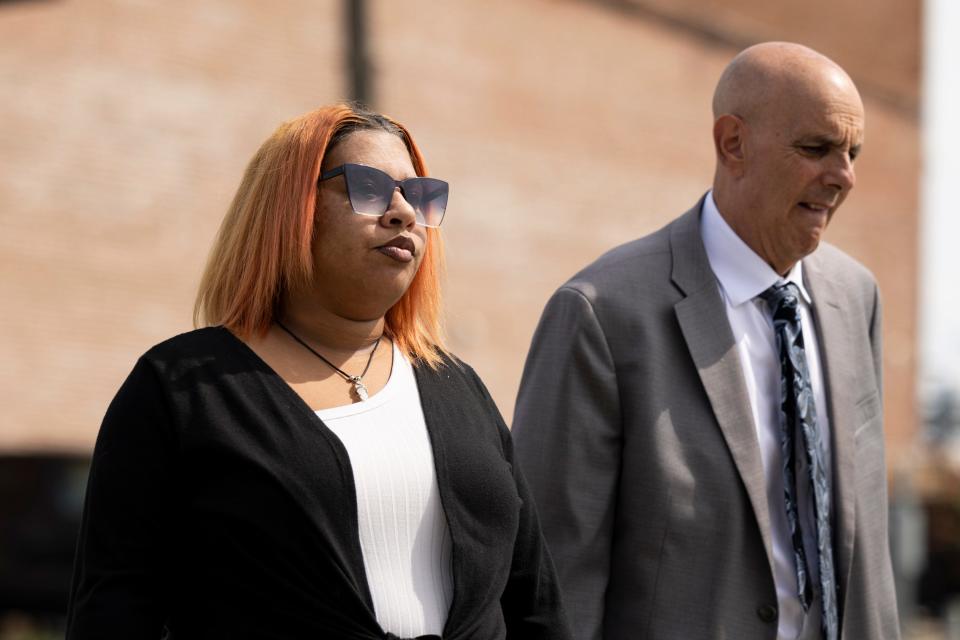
xmin=413 ymin=351 xmax=507 ymax=429
xmin=142 ymin=326 xmax=234 ymax=360
xmin=135 ymin=326 xmax=248 ymax=380
xmin=113 ymin=327 xmax=260 ymax=406
xmin=412 ymin=349 xmax=477 ymax=387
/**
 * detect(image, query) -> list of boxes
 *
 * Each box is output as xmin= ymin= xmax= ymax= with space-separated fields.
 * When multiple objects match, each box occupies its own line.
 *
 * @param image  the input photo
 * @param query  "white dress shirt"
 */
xmin=700 ymin=191 xmax=832 ymax=640
xmin=317 ymin=343 xmax=453 ymax=638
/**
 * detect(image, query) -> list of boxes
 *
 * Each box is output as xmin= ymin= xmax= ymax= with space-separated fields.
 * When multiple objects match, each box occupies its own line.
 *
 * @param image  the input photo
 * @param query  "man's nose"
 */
xmin=824 ymin=152 xmax=856 ymax=192
xmin=379 ymin=187 xmax=417 ymax=229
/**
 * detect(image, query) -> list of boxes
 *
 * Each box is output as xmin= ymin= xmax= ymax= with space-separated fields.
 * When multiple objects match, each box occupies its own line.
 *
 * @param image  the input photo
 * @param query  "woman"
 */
xmin=66 ymin=104 xmax=570 ymax=640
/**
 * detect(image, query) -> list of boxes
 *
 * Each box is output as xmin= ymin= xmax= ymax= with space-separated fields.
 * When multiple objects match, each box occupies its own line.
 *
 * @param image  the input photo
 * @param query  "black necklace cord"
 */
xmin=275 ymin=320 xmax=382 ymax=384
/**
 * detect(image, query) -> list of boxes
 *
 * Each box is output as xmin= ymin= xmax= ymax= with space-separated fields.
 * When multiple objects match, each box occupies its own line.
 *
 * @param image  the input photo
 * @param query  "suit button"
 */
xmin=757 ymin=604 xmax=777 ymax=623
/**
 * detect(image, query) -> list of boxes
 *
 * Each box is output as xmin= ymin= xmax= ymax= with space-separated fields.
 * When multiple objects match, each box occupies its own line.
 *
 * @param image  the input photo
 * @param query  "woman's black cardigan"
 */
xmin=66 ymin=327 xmax=571 ymax=639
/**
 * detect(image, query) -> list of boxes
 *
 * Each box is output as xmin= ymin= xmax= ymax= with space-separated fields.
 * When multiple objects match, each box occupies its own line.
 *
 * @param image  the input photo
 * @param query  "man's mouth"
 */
xmin=798 ymin=202 xmax=831 ymax=213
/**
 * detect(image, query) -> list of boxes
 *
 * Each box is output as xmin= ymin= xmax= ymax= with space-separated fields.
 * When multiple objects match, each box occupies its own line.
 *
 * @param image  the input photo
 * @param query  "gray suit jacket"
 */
xmin=512 ymin=200 xmax=900 ymax=639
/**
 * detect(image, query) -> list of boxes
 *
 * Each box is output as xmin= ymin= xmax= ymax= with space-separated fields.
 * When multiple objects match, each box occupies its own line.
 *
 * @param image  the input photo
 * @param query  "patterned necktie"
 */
xmin=759 ymin=282 xmax=838 ymax=640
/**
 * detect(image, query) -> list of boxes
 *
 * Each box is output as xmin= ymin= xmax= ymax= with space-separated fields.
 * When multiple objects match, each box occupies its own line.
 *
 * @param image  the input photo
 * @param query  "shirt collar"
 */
xmin=700 ymin=190 xmax=812 ymax=307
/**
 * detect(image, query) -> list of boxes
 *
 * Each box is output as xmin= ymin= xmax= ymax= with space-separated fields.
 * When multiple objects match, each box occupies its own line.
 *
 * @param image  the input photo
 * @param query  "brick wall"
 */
xmin=0 ymin=0 xmax=919 ymax=462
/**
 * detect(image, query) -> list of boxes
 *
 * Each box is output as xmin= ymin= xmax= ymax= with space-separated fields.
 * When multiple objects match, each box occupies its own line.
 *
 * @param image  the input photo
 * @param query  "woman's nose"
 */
xmin=379 ymin=187 xmax=417 ymax=229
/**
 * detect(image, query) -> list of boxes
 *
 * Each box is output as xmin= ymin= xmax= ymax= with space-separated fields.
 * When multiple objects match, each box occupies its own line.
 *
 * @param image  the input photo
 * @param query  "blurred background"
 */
xmin=0 ymin=0 xmax=957 ymax=637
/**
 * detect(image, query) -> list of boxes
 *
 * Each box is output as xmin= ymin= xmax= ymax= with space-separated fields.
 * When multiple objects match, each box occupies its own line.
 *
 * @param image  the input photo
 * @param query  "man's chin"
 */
xmin=797 ymin=235 xmax=824 ymax=261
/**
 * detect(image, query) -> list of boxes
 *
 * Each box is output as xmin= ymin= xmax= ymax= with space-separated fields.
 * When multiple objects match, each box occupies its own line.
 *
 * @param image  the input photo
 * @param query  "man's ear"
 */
xmin=713 ymin=114 xmax=746 ymax=177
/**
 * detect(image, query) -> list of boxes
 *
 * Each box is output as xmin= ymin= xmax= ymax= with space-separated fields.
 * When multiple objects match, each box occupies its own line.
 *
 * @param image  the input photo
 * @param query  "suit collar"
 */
xmin=669 ymin=195 xmax=714 ymax=296
xmin=672 ymin=204 xmax=858 ymax=610
xmin=670 ymin=195 xmax=776 ymax=571
xmin=700 ymin=191 xmax=812 ymax=306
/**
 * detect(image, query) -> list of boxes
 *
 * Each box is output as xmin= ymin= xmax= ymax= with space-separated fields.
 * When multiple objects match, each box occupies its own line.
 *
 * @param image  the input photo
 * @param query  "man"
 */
xmin=512 ymin=42 xmax=899 ymax=640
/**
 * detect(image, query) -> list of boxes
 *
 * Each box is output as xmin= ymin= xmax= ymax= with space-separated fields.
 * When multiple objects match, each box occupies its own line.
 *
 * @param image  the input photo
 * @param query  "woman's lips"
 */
xmin=377 ymin=245 xmax=414 ymax=262
xmin=376 ymin=236 xmax=416 ymax=263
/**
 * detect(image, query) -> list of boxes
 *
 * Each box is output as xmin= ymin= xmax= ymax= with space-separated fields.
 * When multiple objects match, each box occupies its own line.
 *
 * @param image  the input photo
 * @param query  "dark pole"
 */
xmin=346 ymin=0 xmax=372 ymax=106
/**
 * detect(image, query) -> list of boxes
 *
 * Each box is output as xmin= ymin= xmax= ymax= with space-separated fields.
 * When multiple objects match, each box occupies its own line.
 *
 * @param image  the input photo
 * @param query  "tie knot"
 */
xmin=759 ymin=282 xmax=801 ymax=320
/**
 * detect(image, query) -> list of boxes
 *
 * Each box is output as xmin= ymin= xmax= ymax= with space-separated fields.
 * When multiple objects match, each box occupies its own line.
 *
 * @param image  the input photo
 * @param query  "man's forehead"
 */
xmin=785 ymin=100 xmax=865 ymax=142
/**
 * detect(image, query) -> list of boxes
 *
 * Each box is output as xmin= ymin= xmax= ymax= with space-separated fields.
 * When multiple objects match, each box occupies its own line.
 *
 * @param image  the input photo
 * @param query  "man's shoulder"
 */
xmin=559 ymin=210 xmax=690 ymax=303
xmin=586 ymin=223 xmax=673 ymax=273
xmin=806 ymin=241 xmax=878 ymax=291
xmin=571 ymin=218 xmax=680 ymax=281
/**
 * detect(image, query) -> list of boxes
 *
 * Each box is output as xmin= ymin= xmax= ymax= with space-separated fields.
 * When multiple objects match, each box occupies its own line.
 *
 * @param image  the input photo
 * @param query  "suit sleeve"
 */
xmin=66 ymin=357 xmax=178 ymax=639
xmin=511 ymin=286 xmax=621 ymax=640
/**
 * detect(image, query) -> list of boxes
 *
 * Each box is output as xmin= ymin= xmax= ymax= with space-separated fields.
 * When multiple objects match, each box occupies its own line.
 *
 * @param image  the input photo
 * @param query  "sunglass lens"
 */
xmin=343 ymin=164 xmax=394 ymax=216
xmin=403 ymin=178 xmax=448 ymax=227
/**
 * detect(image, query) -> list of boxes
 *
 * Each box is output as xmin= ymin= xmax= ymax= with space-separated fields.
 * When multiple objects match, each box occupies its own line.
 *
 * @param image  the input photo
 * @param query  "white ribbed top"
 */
xmin=316 ymin=344 xmax=453 ymax=637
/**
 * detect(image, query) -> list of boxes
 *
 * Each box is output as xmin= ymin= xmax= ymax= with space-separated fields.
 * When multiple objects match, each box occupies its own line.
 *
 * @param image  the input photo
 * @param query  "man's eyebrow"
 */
xmin=796 ymin=135 xmax=862 ymax=152
xmin=796 ymin=135 xmax=842 ymax=146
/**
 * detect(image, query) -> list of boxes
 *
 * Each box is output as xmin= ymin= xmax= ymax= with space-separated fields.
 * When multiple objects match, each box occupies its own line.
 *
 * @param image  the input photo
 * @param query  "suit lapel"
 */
xmin=670 ymin=201 xmax=775 ymax=565
xmin=802 ymin=253 xmax=857 ymax=605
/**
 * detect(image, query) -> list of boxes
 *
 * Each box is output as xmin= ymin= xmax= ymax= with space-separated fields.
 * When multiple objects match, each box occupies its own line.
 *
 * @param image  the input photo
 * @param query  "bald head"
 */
xmin=710 ymin=42 xmax=866 ymax=275
xmin=712 ymin=42 xmax=860 ymax=125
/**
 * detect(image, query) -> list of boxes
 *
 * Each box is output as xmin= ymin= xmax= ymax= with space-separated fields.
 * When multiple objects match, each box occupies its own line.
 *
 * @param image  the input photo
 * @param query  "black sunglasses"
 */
xmin=319 ymin=163 xmax=449 ymax=228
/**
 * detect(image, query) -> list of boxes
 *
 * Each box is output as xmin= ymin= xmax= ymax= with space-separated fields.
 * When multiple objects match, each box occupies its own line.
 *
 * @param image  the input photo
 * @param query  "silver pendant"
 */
xmin=351 ymin=377 xmax=369 ymax=401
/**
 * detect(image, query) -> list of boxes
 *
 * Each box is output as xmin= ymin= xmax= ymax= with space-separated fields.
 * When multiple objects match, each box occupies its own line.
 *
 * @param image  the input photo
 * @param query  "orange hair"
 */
xmin=194 ymin=104 xmax=447 ymax=367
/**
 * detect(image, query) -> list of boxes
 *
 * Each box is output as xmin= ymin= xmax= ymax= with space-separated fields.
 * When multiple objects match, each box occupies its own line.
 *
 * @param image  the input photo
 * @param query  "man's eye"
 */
xmin=800 ymin=145 xmax=829 ymax=157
